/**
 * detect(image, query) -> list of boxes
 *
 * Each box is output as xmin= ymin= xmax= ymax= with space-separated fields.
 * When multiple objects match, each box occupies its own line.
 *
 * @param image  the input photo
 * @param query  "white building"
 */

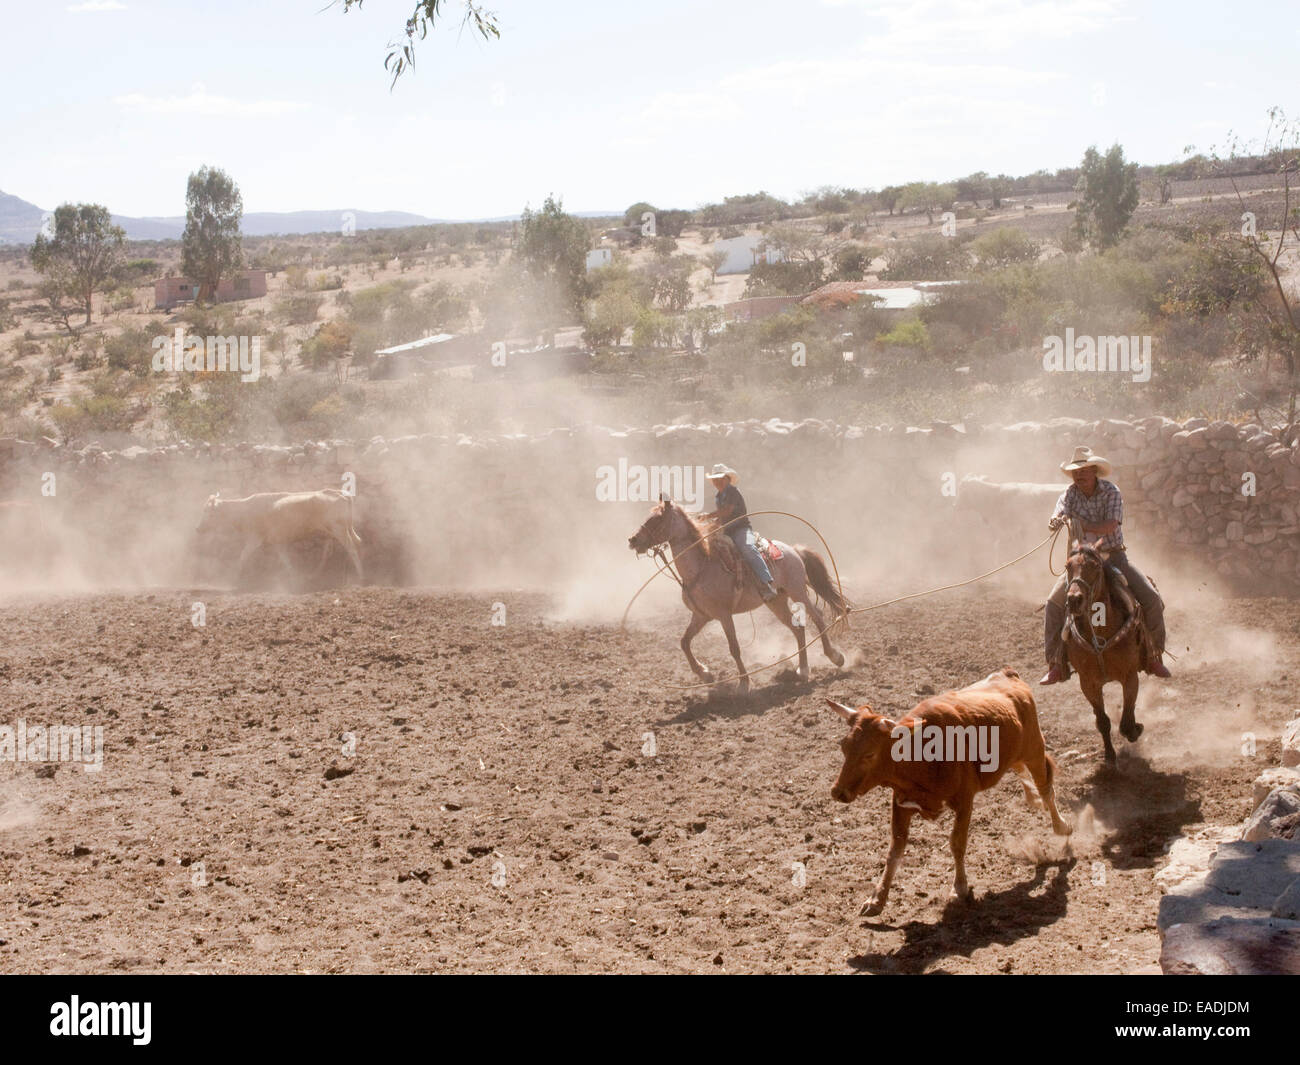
xmin=713 ymin=233 xmax=786 ymax=275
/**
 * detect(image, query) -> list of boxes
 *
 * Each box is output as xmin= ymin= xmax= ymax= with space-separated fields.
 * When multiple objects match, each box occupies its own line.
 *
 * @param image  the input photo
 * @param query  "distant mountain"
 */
xmin=0 ymin=189 xmax=48 ymax=244
xmin=0 ymin=189 xmax=622 ymax=244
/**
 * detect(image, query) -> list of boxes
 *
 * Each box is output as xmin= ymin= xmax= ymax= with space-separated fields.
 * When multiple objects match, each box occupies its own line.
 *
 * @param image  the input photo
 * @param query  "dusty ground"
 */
xmin=0 ymin=583 xmax=1293 ymax=973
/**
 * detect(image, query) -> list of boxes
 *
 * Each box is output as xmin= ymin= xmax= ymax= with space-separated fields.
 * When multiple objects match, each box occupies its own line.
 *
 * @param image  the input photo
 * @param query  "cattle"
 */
xmin=196 ymin=490 xmax=363 ymax=583
xmin=954 ymin=475 xmax=1064 ymax=569
xmin=826 ymin=666 xmax=1071 ymax=916
xmin=956 ymin=475 xmax=1062 ymax=532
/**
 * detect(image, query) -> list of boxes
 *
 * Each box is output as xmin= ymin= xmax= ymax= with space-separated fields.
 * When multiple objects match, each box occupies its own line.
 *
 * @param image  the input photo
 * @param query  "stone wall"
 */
xmin=0 ymin=414 xmax=1295 ymax=591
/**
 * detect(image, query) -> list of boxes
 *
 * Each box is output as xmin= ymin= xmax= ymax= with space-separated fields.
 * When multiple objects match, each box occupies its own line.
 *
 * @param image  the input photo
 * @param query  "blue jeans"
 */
xmin=729 ymin=526 xmax=774 ymax=587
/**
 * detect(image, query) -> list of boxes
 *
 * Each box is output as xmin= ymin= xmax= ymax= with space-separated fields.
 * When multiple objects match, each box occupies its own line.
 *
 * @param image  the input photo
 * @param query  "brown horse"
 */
xmin=628 ymin=499 xmax=848 ymax=692
xmin=1062 ymin=540 xmax=1148 ymax=763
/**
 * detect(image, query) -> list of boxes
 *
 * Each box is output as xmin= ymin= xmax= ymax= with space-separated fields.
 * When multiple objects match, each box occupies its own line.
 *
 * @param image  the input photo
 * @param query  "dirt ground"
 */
xmin=0 ymin=582 xmax=1293 ymax=974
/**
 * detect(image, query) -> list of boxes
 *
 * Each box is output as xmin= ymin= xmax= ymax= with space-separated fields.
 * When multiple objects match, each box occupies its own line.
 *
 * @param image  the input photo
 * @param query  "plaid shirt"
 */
xmin=1053 ymin=479 xmax=1125 ymax=551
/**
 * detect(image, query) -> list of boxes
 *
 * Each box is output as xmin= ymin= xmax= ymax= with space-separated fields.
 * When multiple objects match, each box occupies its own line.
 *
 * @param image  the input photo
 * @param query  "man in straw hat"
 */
xmin=1040 ymin=445 xmax=1171 ymax=684
xmin=702 ymin=464 xmax=779 ymax=601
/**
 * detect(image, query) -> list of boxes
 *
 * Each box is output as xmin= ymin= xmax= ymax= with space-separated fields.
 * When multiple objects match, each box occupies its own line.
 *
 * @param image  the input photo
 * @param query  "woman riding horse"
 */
xmin=699 ymin=464 xmax=778 ymax=601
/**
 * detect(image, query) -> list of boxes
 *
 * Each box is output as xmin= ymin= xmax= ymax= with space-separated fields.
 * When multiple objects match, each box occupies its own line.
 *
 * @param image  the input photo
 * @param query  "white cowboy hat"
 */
xmin=1060 ymin=446 xmax=1112 ymax=478
xmin=706 ymin=463 xmax=739 ymax=484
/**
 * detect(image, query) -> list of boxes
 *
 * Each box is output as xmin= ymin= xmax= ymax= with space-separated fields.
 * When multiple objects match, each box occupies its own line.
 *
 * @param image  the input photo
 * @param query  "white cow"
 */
xmin=955 ymin=475 xmax=1065 ymax=568
xmin=197 ymin=490 xmax=363 ymax=582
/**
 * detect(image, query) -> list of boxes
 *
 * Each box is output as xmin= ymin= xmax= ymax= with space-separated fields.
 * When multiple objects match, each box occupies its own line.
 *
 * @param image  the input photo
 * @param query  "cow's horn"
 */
xmin=825 ymin=699 xmax=856 ymax=722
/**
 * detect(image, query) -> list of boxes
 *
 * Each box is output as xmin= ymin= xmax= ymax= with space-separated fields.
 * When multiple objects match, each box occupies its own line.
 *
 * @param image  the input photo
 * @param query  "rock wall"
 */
xmin=0 ymin=414 xmax=1294 ymax=591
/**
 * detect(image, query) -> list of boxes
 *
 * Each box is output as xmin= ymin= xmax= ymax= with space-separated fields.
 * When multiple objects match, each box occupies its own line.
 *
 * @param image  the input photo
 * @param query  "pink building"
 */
xmin=154 ymin=270 xmax=268 ymax=310
xmin=725 ymin=295 xmax=802 ymax=322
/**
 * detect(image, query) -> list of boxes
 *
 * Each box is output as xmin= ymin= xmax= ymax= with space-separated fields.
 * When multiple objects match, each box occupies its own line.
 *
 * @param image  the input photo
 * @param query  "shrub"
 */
xmin=103 ymin=325 xmax=156 ymax=376
xmin=876 ymin=318 xmax=930 ymax=348
xmin=48 ymin=392 xmax=135 ymax=439
xmin=880 ymin=235 xmax=971 ymax=280
xmin=275 ymin=293 xmax=323 ymax=325
xmin=301 ymin=321 xmax=354 ymax=370
xmin=970 ymin=227 xmax=1040 ymax=270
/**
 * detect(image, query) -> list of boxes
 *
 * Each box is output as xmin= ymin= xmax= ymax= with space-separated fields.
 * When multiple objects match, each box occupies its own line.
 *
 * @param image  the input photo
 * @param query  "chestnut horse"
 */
xmin=627 ymin=499 xmax=848 ymax=692
xmin=1062 ymin=540 xmax=1149 ymax=763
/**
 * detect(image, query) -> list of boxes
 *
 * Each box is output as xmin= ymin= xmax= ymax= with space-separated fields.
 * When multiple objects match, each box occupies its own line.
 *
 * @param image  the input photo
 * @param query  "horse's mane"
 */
xmin=660 ymin=501 xmax=716 ymax=559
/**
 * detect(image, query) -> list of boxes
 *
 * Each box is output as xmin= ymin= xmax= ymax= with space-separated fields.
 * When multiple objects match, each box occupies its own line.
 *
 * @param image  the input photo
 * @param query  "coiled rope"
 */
xmin=624 ymin=510 xmax=1069 ymax=691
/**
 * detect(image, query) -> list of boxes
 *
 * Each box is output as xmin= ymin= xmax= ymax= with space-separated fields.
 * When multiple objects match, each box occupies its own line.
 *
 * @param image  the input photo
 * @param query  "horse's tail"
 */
xmin=796 ymin=545 xmax=851 ymax=622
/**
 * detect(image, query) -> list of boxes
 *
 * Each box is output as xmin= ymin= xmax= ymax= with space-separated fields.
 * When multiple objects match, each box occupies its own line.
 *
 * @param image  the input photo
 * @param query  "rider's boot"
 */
xmin=1147 ymin=653 xmax=1172 ymax=678
xmin=761 ymin=581 xmax=779 ymax=601
xmin=1039 ymin=662 xmax=1070 ymax=685
xmin=1039 ymin=600 xmax=1070 ymax=685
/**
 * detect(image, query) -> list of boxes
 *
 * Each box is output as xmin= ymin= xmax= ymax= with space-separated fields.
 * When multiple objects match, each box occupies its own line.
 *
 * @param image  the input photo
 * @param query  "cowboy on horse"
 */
xmin=700 ymin=464 xmax=779 ymax=601
xmin=1040 ymin=446 xmax=1171 ymax=685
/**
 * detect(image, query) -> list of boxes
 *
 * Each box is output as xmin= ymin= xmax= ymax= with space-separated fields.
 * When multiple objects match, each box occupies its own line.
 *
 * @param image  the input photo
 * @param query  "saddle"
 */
xmin=710 ymin=526 xmax=782 ymax=593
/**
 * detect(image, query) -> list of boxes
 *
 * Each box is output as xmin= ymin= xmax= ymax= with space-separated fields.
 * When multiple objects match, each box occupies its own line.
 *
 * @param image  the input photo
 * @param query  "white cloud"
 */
xmin=827 ymin=0 xmax=1128 ymax=53
xmin=68 ymin=1 xmax=127 ymax=11
xmin=114 ymin=89 xmax=307 ymax=117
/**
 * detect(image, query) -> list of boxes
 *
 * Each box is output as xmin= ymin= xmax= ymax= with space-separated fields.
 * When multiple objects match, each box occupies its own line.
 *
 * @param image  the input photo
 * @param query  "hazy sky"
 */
xmin=2 ymin=0 xmax=1294 ymax=219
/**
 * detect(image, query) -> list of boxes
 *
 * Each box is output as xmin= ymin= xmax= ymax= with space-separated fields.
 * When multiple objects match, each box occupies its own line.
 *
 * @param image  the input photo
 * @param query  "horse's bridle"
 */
xmin=1064 ymin=544 xmax=1140 ymax=678
xmin=637 ymin=511 xmax=705 ymax=613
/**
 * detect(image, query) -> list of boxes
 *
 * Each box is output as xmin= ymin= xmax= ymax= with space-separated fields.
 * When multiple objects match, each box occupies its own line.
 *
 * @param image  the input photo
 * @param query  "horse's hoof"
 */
xmin=949 ymin=885 xmax=974 ymax=905
xmin=860 ymin=898 xmax=885 ymax=917
xmin=830 ymin=651 xmax=845 ymax=668
xmin=737 ymin=679 xmax=750 ymax=695
xmin=797 ymin=667 xmax=811 ymax=682
xmin=1123 ymin=722 xmax=1145 ymax=742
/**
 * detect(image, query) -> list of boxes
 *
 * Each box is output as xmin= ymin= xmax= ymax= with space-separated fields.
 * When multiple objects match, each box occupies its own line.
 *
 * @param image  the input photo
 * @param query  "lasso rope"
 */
xmin=624 ymin=508 xmax=1065 ymax=691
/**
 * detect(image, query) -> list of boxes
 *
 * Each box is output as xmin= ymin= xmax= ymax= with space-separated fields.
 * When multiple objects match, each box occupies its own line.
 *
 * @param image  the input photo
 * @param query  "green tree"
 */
xmin=518 ymin=195 xmax=590 ymax=315
xmin=987 ymin=174 xmax=1013 ymax=207
xmin=898 ymin=182 xmax=957 ymax=225
xmin=582 ymin=281 xmax=641 ymax=347
xmin=340 ymin=0 xmax=500 ymax=83
xmin=830 ymin=242 xmax=880 ymax=281
xmin=641 ymin=255 xmax=695 ymax=312
xmin=1205 ymin=108 xmax=1300 ymax=437
xmin=878 ymin=186 xmax=904 ymax=215
xmin=182 ymin=166 xmax=245 ymax=303
xmin=744 ymin=259 xmax=823 ymax=296
xmin=30 ymin=203 xmax=125 ymax=327
xmin=623 ymin=202 xmax=656 ymax=230
xmin=955 ymin=172 xmax=991 ymax=207
xmin=1073 ymin=144 xmax=1139 ymax=250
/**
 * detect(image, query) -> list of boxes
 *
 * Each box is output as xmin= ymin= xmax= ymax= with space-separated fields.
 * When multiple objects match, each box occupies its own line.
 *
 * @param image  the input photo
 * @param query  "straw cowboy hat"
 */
xmin=706 ymin=464 xmax=739 ymax=484
xmin=1060 ymin=446 xmax=1112 ymax=478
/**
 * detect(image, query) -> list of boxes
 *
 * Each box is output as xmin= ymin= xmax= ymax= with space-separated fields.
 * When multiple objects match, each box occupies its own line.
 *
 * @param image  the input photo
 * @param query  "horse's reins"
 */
xmin=1063 ymin=544 xmax=1143 ymax=682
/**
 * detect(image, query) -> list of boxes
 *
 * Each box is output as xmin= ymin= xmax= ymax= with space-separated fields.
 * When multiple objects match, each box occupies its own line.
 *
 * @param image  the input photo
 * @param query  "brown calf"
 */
xmin=827 ymin=667 xmax=1071 ymax=916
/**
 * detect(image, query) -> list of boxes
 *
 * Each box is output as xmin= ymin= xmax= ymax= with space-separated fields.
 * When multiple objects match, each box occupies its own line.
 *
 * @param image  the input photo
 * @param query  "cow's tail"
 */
xmin=796 ymin=545 xmax=851 ymax=622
